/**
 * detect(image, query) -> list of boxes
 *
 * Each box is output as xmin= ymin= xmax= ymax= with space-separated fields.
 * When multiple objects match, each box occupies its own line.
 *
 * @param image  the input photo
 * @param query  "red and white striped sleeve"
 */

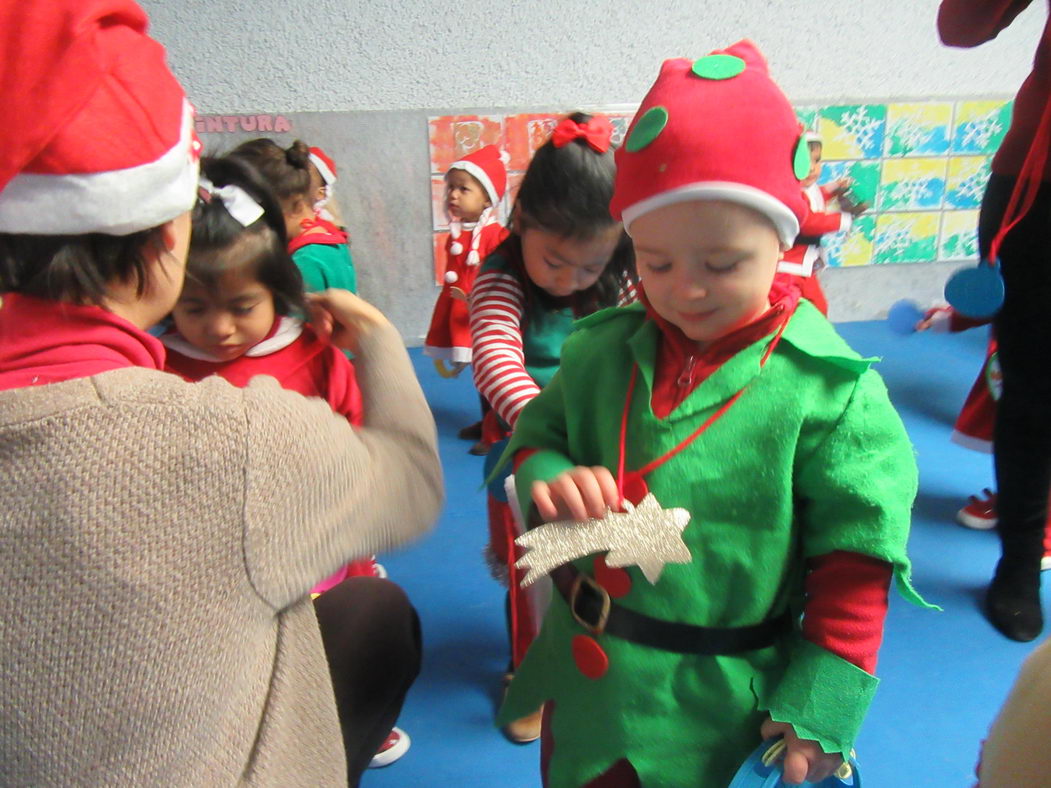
xmin=469 ymin=268 xmax=542 ymax=428
xmin=618 ymin=277 xmax=638 ymax=306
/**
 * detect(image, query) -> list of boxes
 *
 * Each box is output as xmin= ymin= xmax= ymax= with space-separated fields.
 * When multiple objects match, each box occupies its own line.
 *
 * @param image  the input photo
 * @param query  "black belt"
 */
xmin=795 ymin=234 xmax=823 ymax=246
xmin=551 ymin=564 xmax=792 ymax=655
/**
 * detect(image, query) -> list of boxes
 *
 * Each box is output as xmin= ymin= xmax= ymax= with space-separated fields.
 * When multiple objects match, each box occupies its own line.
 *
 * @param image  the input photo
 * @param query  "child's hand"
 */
xmin=760 ymin=718 xmax=844 ymax=785
xmin=531 ymin=466 xmax=620 ymax=522
xmin=830 ymin=176 xmax=852 ymax=194
xmin=307 ymin=289 xmax=392 ymax=354
xmin=915 ymin=305 xmax=950 ymax=332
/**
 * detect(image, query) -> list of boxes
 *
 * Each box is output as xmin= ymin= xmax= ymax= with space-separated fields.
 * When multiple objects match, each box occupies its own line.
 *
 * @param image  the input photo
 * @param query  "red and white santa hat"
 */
xmin=611 ymin=40 xmax=808 ymax=246
xmin=309 ymin=147 xmax=338 ymax=186
xmin=447 ymin=145 xmax=508 ymax=208
xmin=0 ymin=0 xmax=200 ymax=236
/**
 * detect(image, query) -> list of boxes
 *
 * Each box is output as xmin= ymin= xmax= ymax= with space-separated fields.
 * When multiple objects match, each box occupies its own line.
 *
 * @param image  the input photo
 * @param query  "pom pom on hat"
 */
xmin=0 ymin=0 xmax=200 ymax=235
xmin=611 ymin=40 xmax=807 ymax=246
xmin=447 ymin=145 xmax=508 ymax=207
xmin=309 ymin=147 xmax=338 ymax=185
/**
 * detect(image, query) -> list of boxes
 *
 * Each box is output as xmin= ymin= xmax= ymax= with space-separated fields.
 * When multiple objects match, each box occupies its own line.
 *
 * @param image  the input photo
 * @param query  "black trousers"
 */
xmin=313 ymin=577 xmax=422 ymax=786
xmin=979 ymin=173 xmax=1051 ymax=589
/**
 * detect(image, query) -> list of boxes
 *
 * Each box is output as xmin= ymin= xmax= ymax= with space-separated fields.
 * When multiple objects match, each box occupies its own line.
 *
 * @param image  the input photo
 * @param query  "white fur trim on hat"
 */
xmin=0 ymin=101 xmax=199 ymax=235
xmin=621 ymin=181 xmax=800 ymax=247
xmin=804 ymin=131 xmax=823 ymax=144
xmin=449 ymin=160 xmax=498 ymax=207
xmin=309 ymin=152 xmax=337 ymax=185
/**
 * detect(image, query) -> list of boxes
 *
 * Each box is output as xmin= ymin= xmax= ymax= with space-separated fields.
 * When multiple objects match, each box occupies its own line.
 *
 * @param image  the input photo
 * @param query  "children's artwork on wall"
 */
xmin=427 ymin=98 xmax=1011 ymax=277
xmin=427 ymin=110 xmax=636 ymax=284
xmin=806 ymin=98 xmax=1009 ymax=268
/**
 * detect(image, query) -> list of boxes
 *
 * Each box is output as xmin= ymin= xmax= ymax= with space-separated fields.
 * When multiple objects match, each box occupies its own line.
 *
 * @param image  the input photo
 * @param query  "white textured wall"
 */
xmin=143 ymin=0 xmax=1047 ymax=334
xmin=144 ymin=0 xmax=1042 ymax=112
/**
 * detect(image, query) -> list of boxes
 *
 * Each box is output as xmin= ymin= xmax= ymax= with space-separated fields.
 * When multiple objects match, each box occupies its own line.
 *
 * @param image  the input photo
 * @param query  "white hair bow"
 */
xmin=198 ymin=177 xmax=265 ymax=227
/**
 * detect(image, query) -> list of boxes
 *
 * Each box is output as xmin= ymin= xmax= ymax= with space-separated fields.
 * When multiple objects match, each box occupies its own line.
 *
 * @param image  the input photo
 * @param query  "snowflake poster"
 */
xmin=427 ymin=97 xmax=1012 ymax=275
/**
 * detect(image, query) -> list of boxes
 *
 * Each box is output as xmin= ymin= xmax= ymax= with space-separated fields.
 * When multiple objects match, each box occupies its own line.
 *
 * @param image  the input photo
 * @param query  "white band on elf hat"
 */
xmin=621 ymin=181 xmax=800 ymax=246
xmin=0 ymin=101 xmax=199 ymax=236
xmin=804 ymin=131 xmax=823 ymax=144
xmin=198 ymin=176 xmax=264 ymax=227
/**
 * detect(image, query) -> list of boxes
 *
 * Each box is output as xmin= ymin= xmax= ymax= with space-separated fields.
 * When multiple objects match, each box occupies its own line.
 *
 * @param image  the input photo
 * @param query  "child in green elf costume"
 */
xmin=496 ymin=40 xmax=929 ymax=787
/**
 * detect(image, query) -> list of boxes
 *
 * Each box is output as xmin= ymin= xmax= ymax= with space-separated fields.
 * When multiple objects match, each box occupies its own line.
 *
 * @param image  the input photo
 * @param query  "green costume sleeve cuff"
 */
xmin=515 ymin=450 xmax=576 ymax=526
xmin=757 ymin=636 xmax=879 ymax=758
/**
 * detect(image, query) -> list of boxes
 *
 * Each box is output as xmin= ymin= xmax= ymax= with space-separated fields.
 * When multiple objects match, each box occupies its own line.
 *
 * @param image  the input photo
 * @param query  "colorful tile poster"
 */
xmin=427 ymin=96 xmax=1010 ymax=274
xmin=884 ymin=103 xmax=952 ymax=157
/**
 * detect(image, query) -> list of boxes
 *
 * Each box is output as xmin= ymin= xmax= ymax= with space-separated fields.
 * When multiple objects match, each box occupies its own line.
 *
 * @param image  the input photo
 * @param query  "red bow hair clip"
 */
xmin=551 ymin=115 xmax=614 ymax=153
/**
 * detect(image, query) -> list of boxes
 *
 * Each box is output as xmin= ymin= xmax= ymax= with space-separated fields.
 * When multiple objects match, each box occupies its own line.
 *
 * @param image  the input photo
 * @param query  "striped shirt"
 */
xmin=469 ymin=266 xmax=637 ymax=428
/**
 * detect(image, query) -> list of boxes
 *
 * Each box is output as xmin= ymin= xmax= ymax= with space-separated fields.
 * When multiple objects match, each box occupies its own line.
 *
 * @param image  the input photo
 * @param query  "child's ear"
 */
xmin=158 ymin=219 xmax=179 ymax=252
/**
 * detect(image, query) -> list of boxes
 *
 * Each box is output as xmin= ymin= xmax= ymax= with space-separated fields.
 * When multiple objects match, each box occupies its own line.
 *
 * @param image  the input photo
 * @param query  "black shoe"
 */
xmin=458 ymin=421 xmax=483 ymax=441
xmin=986 ymin=574 xmax=1044 ymax=642
xmin=468 ymin=440 xmax=491 ymax=456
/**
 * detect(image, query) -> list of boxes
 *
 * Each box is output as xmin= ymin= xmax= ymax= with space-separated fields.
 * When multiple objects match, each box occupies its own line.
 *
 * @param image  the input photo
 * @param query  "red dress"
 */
xmin=424 ymin=219 xmax=507 ymax=363
xmin=775 ymin=183 xmax=852 ymax=316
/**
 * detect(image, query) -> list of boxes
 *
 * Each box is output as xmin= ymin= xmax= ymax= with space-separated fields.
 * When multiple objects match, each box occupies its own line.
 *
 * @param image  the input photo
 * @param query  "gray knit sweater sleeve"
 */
xmin=241 ymin=322 xmax=443 ymax=608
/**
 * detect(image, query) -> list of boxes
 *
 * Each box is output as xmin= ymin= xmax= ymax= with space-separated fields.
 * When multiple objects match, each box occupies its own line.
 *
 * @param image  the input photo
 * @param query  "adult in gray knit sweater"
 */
xmin=0 ymin=2 xmax=443 ymax=786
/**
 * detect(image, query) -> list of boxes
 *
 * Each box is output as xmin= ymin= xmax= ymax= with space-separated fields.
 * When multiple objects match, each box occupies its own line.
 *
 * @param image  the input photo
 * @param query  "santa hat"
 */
xmin=611 ymin=40 xmax=808 ymax=246
xmin=447 ymin=145 xmax=507 ymax=208
xmin=309 ymin=147 xmax=338 ymax=186
xmin=0 ymin=0 xmax=200 ymax=236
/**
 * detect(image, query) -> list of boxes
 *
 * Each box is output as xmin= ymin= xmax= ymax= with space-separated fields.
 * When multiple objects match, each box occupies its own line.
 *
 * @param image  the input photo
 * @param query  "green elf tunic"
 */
xmin=497 ymin=299 xmax=926 ymax=787
xmin=290 ymin=225 xmax=357 ymax=294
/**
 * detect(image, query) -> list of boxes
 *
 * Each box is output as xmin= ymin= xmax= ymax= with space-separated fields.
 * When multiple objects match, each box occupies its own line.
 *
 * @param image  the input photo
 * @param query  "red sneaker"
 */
xmin=368 ymin=727 xmax=410 ymax=769
xmin=957 ymin=489 xmax=998 ymax=530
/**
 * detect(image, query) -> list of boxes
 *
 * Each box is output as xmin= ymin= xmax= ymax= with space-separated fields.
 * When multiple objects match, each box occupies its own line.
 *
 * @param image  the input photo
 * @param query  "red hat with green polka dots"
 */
xmin=611 ymin=40 xmax=808 ymax=246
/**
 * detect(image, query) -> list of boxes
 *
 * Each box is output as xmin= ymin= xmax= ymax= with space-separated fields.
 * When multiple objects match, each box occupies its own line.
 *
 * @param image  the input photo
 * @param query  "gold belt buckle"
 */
xmin=569 ymin=572 xmax=611 ymax=636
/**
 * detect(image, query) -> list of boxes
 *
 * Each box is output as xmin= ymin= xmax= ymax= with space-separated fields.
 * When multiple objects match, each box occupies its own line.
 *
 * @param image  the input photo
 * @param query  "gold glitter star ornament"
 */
xmin=515 ymin=493 xmax=693 ymax=587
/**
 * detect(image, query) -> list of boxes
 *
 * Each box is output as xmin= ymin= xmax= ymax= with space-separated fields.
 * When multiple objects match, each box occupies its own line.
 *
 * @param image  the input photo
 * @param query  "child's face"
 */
xmin=802 ymin=143 xmax=823 ymax=187
xmin=445 ymin=169 xmax=491 ymax=222
xmin=631 ymin=200 xmax=782 ymax=346
xmin=520 ymin=225 xmax=622 ymax=298
xmin=171 ymin=267 xmax=276 ymax=361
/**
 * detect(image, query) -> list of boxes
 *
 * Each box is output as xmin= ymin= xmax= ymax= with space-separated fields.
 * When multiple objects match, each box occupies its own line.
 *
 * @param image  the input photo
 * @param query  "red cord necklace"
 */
xmin=614 ymin=316 xmax=790 ymax=503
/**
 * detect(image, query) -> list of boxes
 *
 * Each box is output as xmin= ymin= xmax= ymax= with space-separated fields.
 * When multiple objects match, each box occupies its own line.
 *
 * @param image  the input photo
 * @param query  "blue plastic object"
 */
xmin=482 ymin=439 xmax=511 ymax=501
xmin=728 ymin=738 xmax=861 ymax=788
xmin=886 ymin=299 xmax=925 ymax=335
xmin=944 ymin=259 xmax=1004 ymax=319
